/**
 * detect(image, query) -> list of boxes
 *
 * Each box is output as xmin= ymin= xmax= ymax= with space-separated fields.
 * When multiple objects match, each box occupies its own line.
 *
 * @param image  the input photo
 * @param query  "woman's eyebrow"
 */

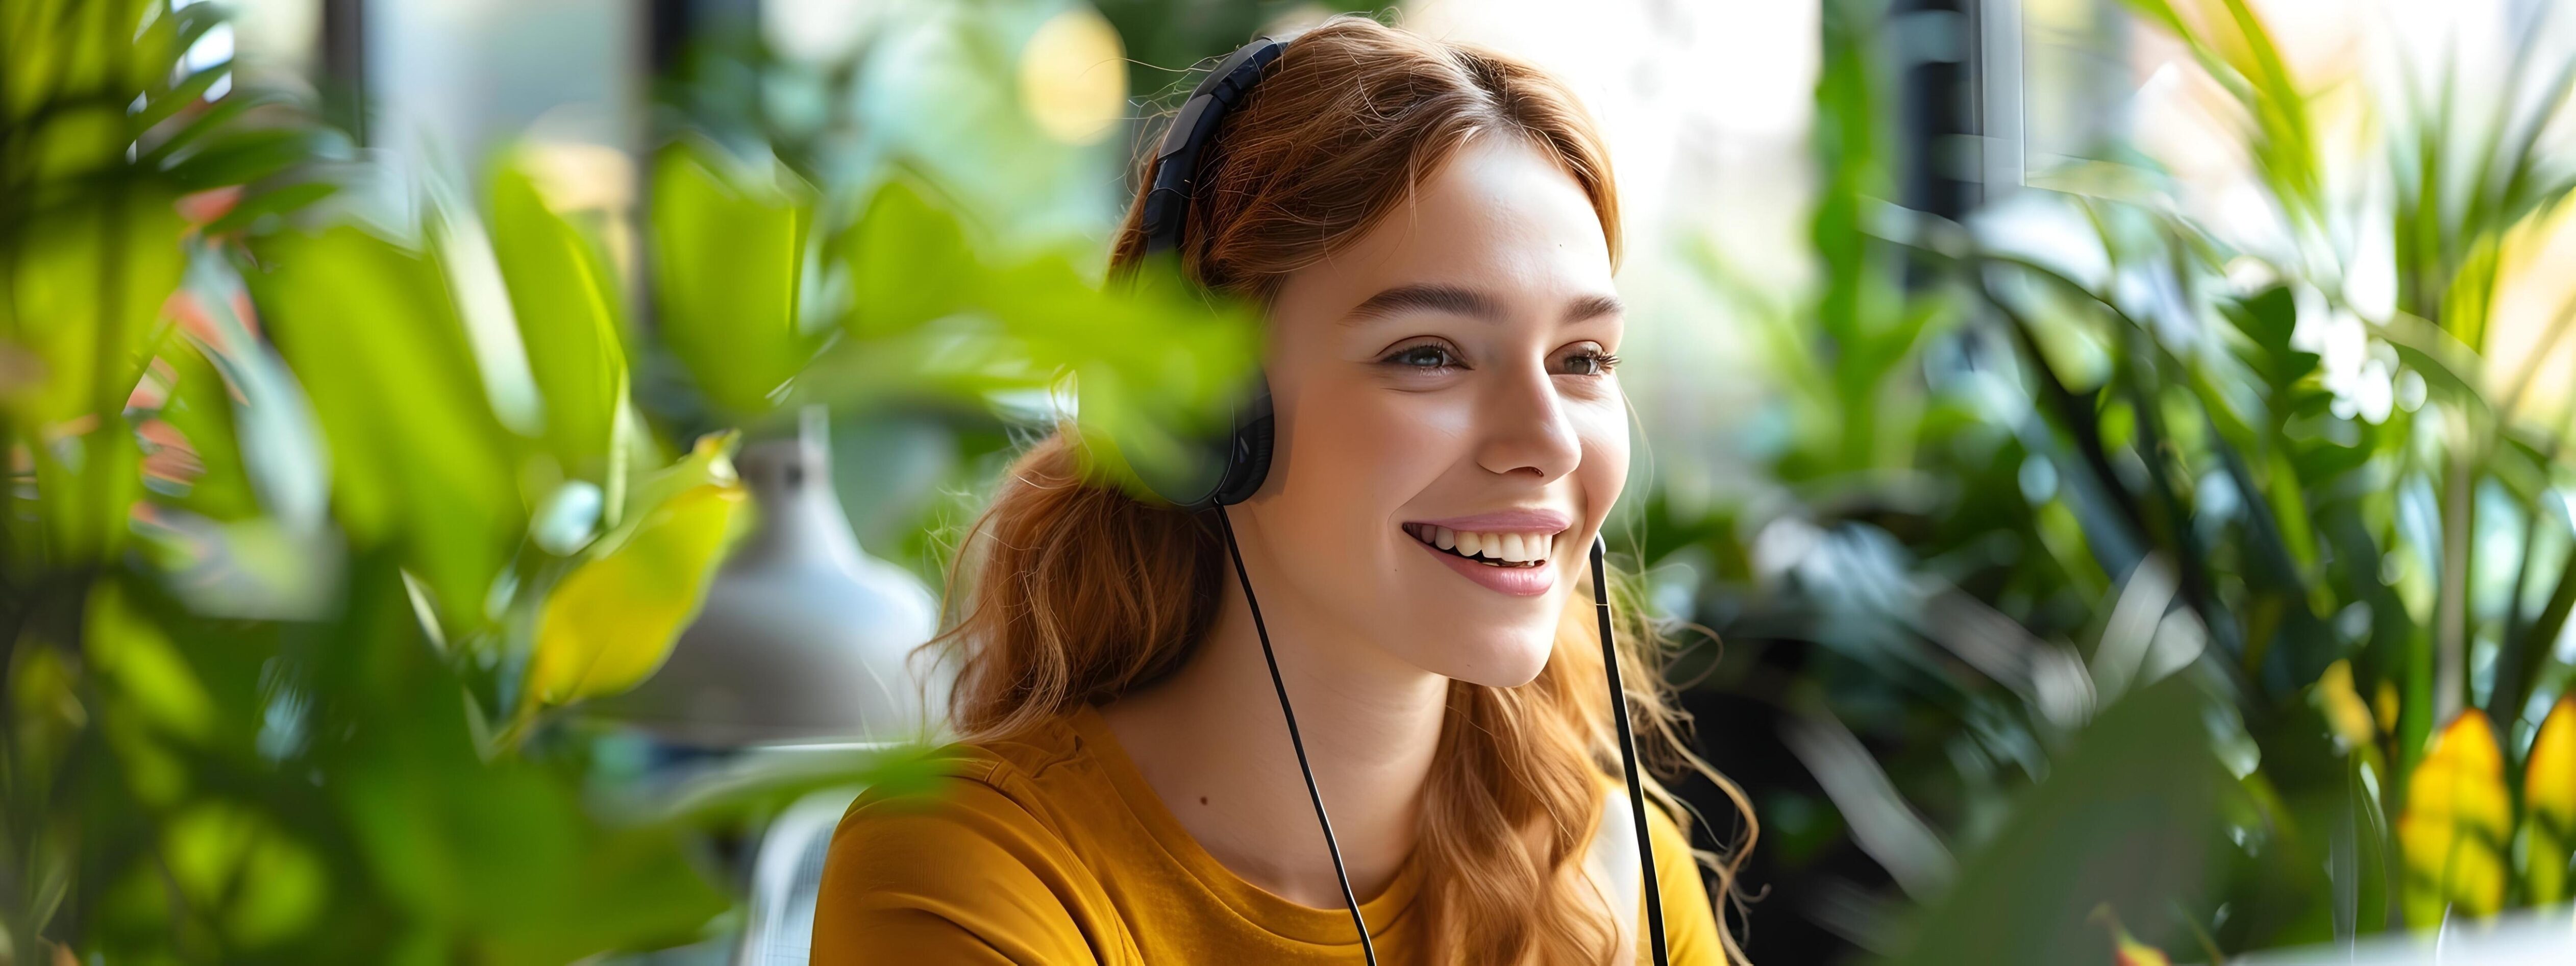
xmin=1343 ymin=283 xmax=1504 ymax=324
xmin=1564 ymin=293 xmax=1625 ymax=323
xmin=1341 ymin=284 xmax=1627 ymax=325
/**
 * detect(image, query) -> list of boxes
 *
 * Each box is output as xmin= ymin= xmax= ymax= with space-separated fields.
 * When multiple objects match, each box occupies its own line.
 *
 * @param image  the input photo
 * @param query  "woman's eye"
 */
xmin=1558 ymin=349 xmax=1620 ymax=376
xmin=1384 ymin=344 xmax=1462 ymax=370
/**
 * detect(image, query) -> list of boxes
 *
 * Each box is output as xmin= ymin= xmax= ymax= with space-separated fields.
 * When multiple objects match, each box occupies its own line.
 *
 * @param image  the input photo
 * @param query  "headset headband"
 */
xmin=1132 ymin=37 xmax=1285 ymax=510
xmin=1140 ymin=37 xmax=1287 ymax=258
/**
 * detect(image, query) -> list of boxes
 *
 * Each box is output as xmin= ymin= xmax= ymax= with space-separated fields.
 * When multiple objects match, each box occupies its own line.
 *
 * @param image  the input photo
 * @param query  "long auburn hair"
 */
xmin=932 ymin=14 xmax=1752 ymax=964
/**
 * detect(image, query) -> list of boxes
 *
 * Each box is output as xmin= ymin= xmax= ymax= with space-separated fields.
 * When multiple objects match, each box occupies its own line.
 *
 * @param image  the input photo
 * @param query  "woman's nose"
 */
xmin=1472 ymin=360 xmax=1581 ymax=482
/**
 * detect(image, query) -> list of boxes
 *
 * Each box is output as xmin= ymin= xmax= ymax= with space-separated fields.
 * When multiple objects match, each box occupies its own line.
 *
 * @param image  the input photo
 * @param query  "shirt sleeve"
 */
xmin=1645 ymin=804 xmax=1732 ymax=966
xmin=810 ymin=776 xmax=1105 ymax=965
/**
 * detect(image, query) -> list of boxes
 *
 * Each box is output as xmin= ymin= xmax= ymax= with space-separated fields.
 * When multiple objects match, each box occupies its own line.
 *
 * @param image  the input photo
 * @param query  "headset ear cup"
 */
xmin=1212 ymin=376 xmax=1273 ymax=506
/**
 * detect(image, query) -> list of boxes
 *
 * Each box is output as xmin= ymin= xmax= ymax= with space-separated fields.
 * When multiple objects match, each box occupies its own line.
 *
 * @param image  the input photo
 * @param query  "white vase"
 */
xmin=607 ymin=410 xmax=946 ymax=746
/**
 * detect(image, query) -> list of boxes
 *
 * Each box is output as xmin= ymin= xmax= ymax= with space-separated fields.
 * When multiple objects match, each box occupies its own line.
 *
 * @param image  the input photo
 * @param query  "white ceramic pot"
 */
xmin=607 ymin=411 xmax=946 ymax=746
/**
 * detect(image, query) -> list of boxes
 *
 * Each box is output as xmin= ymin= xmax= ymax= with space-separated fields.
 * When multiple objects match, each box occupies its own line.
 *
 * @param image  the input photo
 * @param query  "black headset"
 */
xmin=1135 ymin=35 xmax=1282 ymax=512
xmin=1135 ymin=34 xmax=1671 ymax=965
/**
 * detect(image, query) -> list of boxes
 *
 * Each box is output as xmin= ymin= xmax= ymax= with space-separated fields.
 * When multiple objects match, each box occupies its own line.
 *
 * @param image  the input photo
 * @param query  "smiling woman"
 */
xmin=811 ymin=14 xmax=1752 ymax=965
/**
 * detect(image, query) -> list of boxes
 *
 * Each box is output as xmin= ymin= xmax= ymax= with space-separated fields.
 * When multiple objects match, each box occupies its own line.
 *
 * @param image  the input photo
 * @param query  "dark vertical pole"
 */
xmin=648 ymin=0 xmax=762 ymax=78
xmin=1892 ymin=0 xmax=1978 ymax=224
xmin=648 ymin=0 xmax=695 ymax=79
xmin=320 ymin=0 xmax=367 ymax=143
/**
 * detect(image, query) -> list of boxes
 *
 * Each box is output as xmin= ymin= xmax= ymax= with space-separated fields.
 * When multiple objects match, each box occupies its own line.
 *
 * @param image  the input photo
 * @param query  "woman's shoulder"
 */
xmin=812 ymin=713 xmax=1131 ymax=964
xmin=827 ymin=715 xmax=1099 ymax=877
xmin=836 ymin=709 xmax=1119 ymax=827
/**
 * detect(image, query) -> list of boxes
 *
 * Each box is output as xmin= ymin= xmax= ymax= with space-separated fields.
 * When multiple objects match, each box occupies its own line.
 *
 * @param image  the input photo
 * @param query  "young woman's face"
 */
xmin=1244 ymin=134 xmax=1627 ymax=687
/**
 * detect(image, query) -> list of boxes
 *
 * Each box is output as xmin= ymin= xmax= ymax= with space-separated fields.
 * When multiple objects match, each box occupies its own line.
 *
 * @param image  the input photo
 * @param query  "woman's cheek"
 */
xmin=1576 ymin=398 xmax=1629 ymax=503
xmin=1342 ymin=391 xmax=1457 ymax=477
xmin=1289 ymin=392 xmax=1417 ymax=544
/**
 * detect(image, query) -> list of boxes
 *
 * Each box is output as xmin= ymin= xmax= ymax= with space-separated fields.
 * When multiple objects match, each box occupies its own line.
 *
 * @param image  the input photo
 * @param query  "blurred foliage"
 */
xmin=2398 ymin=711 xmax=2508 ymax=924
xmin=1654 ymin=0 xmax=2576 ymax=960
xmin=2528 ymin=696 xmax=2576 ymax=905
xmin=641 ymin=0 xmax=1320 ymax=579
xmin=0 ymin=0 xmax=1258 ymax=961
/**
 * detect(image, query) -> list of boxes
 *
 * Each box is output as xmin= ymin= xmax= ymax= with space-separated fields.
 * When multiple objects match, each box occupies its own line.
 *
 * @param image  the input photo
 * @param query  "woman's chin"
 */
xmin=1407 ymin=629 xmax=1556 ymax=688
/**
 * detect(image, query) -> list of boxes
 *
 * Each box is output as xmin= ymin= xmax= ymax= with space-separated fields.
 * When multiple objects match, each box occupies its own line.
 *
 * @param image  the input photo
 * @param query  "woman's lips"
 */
xmin=1411 ymin=533 xmax=1556 ymax=596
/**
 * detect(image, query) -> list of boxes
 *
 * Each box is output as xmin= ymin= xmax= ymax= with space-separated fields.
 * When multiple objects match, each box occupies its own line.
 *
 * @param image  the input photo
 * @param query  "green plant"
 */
xmin=1659 ymin=0 xmax=2576 ymax=960
xmin=1 ymin=1 xmax=1257 ymax=960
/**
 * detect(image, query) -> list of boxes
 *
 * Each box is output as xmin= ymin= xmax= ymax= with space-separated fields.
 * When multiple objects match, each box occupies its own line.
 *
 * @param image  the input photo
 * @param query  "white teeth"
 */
xmin=1410 ymin=526 xmax=1560 ymax=564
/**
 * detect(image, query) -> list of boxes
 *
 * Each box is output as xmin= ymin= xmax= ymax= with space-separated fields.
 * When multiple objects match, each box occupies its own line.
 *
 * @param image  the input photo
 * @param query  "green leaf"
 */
xmin=83 ymin=581 xmax=217 ymax=743
xmin=2116 ymin=0 xmax=2323 ymax=226
xmin=1890 ymin=677 xmax=2228 ymax=966
xmin=160 ymin=2 xmax=232 ymax=76
xmin=8 ymin=640 xmax=84 ymax=796
xmin=1 ymin=188 xmax=188 ymax=561
xmin=135 ymin=89 xmax=289 ymax=165
xmin=2261 ymin=448 xmax=2320 ymax=582
xmin=249 ymin=226 xmax=525 ymax=631
xmin=143 ymin=320 xmax=258 ymax=519
xmin=812 ymin=179 xmax=1257 ymax=498
xmin=648 ymin=141 xmax=814 ymax=413
xmin=132 ymin=60 xmax=232 ymax=135
xmin=844 ymin=175 xmax=979 ymax=338
xmin=201 ymin=180 xmax=340 ymax=236
xmin=642 ymin=741 xmax=959 ymax=826
xmin=488 ymin=162 xmax=630 ymax=503
xmin=330 ymin=607 xmax=729 ymax=963
xmin=4 ymin=1 xmax=171 ymax=124
xmin=160 ymin=238 xmax=332 ymax=534
xmin=163 ymin=801 xmax=329 ymax=948
xmin=161 ymin=127 xmax=340 ymax=190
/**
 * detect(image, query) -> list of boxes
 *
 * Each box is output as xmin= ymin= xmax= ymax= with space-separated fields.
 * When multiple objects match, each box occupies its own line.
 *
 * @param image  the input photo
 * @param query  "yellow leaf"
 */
xmin=2399 ymin=710 xmax=2510 ymax=926
xmin=2525 ymin=697 xmax=2576 ymax=905
xmin=524 ymin=465 xmax=744 ymax=709
xmin=2114 ymin=936 xmax=2175 ymax=966
xmin=2315 ymin=659 xmax=2377 ymax=750
xmin=619 ymin=429 xmax=739 ymax=528
xmin=2090 ymin=904 xmax=2174 ymax=966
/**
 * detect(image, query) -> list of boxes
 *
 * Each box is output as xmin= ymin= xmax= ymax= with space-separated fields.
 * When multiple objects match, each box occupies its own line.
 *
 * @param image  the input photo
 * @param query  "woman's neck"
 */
xmin=1098 ymin=548 xmax=1450 ymax=909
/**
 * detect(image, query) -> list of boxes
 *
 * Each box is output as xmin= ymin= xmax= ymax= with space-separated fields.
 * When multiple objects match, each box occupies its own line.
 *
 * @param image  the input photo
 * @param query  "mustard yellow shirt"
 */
xmin=812 ymin=704 xmax=1724 ymax=963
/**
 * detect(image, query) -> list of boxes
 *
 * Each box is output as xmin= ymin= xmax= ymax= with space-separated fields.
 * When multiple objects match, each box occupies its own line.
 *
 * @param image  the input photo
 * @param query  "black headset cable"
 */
xmin=1215 ymin=505 xmax=1379 ymax=965
xmin=1595 ymin=533 xmax=1671 ymax=965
